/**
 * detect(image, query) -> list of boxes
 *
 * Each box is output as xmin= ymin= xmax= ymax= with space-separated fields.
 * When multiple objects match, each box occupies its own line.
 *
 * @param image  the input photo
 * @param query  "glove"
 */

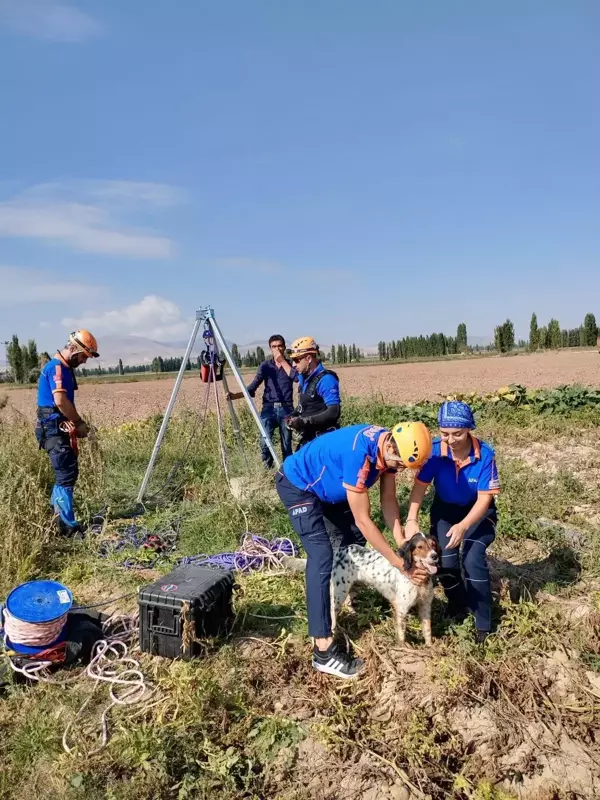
xmin=285 ymin=415 xmax=307 ymax=431
xmin=75 ymin=420 xmax=90 ymax=439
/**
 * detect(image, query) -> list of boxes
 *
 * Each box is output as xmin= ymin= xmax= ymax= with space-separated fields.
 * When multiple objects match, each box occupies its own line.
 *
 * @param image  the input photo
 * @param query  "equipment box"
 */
xmin=139 ymin=564 xmax=235 ymax=660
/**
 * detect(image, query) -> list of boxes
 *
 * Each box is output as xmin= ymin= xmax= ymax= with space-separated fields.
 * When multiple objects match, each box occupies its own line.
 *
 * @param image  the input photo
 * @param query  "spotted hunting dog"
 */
xmin=330 ymin=533 xmax=440 ymax=645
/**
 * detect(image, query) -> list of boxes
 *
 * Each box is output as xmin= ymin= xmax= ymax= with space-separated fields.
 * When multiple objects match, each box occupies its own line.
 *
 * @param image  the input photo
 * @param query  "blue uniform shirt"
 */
xmin=297 ymin=362 xmax=340 ymax=406
xmin=283 ymin=424 xmax=395 ymax=503
xmin=416 ymin=436 xmax=500 ymax=506
xmin=246 ymin=359 xmax=295 ymax=405
xmin=37 ymin=354 xmax=76 ymax=407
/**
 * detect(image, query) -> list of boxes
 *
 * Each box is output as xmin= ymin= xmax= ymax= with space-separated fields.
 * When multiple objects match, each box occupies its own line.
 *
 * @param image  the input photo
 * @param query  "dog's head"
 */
xmin=398 ymin=533 xmax=440 ymax=576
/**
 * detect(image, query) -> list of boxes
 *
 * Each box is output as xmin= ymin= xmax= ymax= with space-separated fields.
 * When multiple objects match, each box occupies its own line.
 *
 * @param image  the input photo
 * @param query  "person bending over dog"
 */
xmin=275 ymin=421 xmax=432 ymax=679
xmin=405 ymin=401 xmax=500 ymax=644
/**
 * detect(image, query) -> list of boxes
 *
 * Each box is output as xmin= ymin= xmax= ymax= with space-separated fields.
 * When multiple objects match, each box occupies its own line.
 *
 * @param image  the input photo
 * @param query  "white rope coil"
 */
xmin=7 ymin=613 xmax=154 ymax=756
xmin=3 ymin=607 xmax=68 ymax=648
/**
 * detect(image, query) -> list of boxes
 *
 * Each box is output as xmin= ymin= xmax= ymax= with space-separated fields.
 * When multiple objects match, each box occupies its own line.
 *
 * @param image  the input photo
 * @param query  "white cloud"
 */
xmin=0 ymin=265 xmax=106 ymax=304
xmin=0 ymin=181 xmax=178 ymax=259
xmin=0 ymin=0 xmax=101 ymax=42
xmin=62 ymin=295 xmax=191 ymax=341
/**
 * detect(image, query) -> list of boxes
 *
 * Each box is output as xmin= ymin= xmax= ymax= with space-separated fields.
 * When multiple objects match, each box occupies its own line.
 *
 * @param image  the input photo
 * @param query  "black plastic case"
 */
xmin=138 ymin=564 xmax=235 ymax=659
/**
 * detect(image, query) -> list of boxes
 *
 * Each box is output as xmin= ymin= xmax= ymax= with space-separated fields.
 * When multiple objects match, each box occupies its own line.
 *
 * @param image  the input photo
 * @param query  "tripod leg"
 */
xmin=206 ymin=312 xmax=280 ymax=469
xmin=136 ymin=316 xmax=202 ymax=504
xmin=221 ymin=372 xmax=250 ymax=470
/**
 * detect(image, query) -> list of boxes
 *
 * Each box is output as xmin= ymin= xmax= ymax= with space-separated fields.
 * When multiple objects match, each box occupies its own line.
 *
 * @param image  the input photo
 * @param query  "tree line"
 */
xmin=377 ymin=323 xmax=468 ymax=361
xmin=528 ymin=312 xmax=598 ymax=351
xmin=493 ymin=312 xmax=598 ymax=354
xmin=2 ymin=314 xmax=598 ymax=384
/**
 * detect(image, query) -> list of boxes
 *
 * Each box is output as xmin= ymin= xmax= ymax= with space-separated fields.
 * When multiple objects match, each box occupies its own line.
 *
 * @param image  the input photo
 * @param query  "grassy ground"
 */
xmin=0 ymin=393 xmax=599 ymax=800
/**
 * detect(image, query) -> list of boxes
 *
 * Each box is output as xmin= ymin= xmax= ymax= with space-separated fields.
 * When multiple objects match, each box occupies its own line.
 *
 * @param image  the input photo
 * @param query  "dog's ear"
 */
xmin=398 ymin=540 xmax=414 ymax=572
xmin=429 ymin=536 xmax=442 ymax=558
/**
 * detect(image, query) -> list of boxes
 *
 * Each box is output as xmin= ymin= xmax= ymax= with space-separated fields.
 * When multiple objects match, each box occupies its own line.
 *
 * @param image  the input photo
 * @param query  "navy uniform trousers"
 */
xmin=430 ymin=497 xmax=496 ymax=632
xmin=36 ymin=409 xmax=79 ymax=529
xmin=275 ymin=471 xmax=365 ymax=638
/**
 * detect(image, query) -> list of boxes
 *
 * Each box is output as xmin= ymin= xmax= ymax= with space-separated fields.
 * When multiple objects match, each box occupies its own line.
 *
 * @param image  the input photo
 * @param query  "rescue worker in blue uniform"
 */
xmin=276 ymin=421 xmax=433 ymax=678
xmin=36 ymin=330 xmax=99 ymax=535
xmin=281 ymin=337 xmax=341 ymax=451
xmin=405 ymin=401 xmax=501 ymax=643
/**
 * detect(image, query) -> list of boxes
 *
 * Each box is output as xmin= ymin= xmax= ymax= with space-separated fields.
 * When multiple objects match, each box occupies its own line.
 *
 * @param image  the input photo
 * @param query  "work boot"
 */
xmin=51 ymin=485 xmax=81 ymax=534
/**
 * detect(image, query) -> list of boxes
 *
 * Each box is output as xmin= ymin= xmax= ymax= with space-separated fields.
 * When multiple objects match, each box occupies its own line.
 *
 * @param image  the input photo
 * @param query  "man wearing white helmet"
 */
xmin=281 ymin=336 xmax=341 ymax=450
xmin=35 ymin=329 xmax=99 ymax=535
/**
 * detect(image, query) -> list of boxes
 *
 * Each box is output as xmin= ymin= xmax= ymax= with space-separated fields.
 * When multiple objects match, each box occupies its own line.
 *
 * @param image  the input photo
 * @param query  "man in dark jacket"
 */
xmin=227 ymin=334 xmax=295 ymax=467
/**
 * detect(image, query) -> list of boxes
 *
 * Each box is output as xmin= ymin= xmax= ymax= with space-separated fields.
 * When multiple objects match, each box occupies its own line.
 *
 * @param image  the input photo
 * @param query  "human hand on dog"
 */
xmin=405 ymin=564 xmax=431 ymax=586
xmin=446 ymin=524 xmax=466 ymax=549
xmin=403 ymin=519 xmax=420 ymax=540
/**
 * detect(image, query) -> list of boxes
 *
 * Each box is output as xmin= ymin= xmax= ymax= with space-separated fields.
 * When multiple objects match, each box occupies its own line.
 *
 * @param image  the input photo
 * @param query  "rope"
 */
xmin=92 ymin=520 xmax=179 ymax=570
xmin=6 ymin=613 xmax=153 ymax=756
xmin=144 ymin=375 xmax=213 ymax=504
xmin=3 ymin=607 xmax=68 ymax=648
xmin=179 ymin=533 xmax=297 ymax=573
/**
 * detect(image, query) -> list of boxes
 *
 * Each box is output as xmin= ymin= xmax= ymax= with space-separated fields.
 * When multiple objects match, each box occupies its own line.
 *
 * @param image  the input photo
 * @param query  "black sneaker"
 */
xmin=475 ymin=630 xmax=490 ymax=644
xmin=312 ymin=642 xmax=365 ymax=679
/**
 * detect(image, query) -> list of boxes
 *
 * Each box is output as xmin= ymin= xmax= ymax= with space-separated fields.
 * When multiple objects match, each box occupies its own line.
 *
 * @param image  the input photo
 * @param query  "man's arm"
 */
xmin=274 ymin=354 xmax=298 ymax=382
xmin=288 ymin=373 xmax=340 ymax=430
xmin=227 ymin=363 xmax=263 ymax=401
xmin=379 ymin=472 xmax=404 ymax=547
xmin=53 ymin=391 xmax=82 ymax=423
xmin=346 ymin=489 xmax=405 ymax=567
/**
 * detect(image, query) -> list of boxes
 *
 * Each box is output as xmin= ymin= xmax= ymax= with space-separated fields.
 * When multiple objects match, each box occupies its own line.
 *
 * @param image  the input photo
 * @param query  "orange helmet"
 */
xmin=69 ymin=329 xmax=99 ymax=358
xmin=289 ymin=336 xmax=319 ymax=359
xmin=390 ymin=421 xmax=432 ymax=469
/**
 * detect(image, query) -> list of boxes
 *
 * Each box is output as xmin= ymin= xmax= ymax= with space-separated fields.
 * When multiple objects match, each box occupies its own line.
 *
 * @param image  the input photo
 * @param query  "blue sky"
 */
xmin=1 ymin=0 xmax=599 ymax=352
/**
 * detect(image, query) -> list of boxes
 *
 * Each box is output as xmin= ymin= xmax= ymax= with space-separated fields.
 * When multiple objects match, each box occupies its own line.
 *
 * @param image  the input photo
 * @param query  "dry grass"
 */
xmin=0 ymin=395 xmax=599 ymax=799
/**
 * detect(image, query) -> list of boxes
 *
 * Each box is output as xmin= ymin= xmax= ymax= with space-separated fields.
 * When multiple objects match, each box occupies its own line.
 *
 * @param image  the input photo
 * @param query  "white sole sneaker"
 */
xmin=312 ymin=657 xmax=365 ymax=679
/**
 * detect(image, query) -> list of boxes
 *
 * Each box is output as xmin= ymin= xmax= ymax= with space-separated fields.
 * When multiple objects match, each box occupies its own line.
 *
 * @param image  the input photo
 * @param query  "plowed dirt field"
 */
xmin=5 ymin=349 xmax=599 ymax=427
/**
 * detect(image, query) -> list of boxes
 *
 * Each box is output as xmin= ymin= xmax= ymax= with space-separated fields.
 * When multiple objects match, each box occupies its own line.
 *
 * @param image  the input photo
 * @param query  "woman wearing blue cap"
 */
xmin=404 ymin=401 xmax=500 ymax=643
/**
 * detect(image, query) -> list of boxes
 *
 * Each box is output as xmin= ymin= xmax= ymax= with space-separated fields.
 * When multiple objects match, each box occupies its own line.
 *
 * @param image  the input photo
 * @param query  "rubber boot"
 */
xmin=51 ymin=485 xmax=82 ymax=537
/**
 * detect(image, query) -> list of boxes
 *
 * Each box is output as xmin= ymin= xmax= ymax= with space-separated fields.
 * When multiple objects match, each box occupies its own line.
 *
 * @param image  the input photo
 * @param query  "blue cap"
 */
xmin=6 ymin=580 xmax=73 ymax=624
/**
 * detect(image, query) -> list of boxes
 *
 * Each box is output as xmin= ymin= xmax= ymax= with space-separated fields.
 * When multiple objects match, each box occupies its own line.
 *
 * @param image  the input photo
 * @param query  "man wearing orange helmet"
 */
xmin=275 ymin=421 xmax=433 ymax=678
xmin=281 ymin=336 xmax=341 ymax=450
xmin=36 ymin=329 xmax=99 ymax=535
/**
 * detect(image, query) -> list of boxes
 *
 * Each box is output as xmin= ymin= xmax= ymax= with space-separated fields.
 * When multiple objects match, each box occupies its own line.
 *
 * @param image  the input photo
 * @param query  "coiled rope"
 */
xmin=3 ymin=607 xmax=68 ymax=648
xmin=7 ymin=613 xmax=154 ymax=757
xmin=179 ymin=532 xmax=297 ymax=573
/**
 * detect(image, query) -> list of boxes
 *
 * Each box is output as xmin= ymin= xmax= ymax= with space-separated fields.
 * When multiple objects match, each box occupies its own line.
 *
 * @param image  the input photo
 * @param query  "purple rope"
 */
xmin=93 ymin=520 xmax=179 ymax=570
xmin=179 ymin=534 xmax=297 ymax=573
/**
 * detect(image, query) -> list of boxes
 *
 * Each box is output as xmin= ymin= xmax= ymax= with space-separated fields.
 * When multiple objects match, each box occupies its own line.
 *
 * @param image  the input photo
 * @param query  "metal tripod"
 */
xmin=136 ymin=306 xmax=280 ymax=504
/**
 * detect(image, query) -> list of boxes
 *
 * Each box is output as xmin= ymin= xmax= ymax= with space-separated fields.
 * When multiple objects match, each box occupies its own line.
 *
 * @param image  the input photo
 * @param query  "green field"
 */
xmin=0 ymin=390 xmax=599 ymax=799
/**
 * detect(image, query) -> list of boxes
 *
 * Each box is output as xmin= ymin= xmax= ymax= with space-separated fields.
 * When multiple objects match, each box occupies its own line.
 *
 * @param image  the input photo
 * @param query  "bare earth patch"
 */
xmin=5 ymin=350 xmax=600 ymax=427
